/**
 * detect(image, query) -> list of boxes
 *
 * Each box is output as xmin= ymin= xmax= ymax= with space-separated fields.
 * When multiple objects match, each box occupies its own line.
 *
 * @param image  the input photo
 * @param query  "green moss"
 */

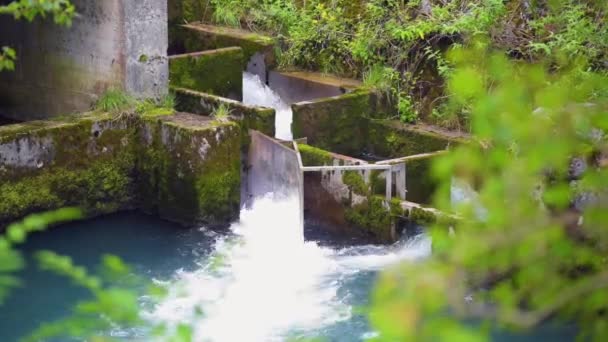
xmin=137 ymin=115 xmax=241 ymax=227
xmin=342 ymin=170 xmax=369 ymax=196
xmin=1 ymin=111 xmax=241 ymax=228
xmin=0 ymin=115 xmax=136 ymax=224
xmin=405 ymin=157 xmax=438 ymax=205
xmin=172 ymin=87 xmax=275 ymax=147
xmin=369 ymin=170 xmax=386 ymax=196
xmin=180 ymin=25 xmax=276 ymax=69
xmin=345 ymin=196 xmax=395 ymax=243
xmin=298 ymin=144 xmax=333 ymax=166
xmin=409 ymin=206 xmax=437 ymax=225
xmin=169 ymin=48 xmax=244 ymax=100
xmin=367 ymin=120 xmax=459 ymax=158
xmin=292 ymin=90 xmax=372 ymax=156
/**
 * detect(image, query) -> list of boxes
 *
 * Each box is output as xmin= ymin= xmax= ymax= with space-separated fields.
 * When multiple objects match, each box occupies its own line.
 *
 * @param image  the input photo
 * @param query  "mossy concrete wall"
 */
xmin=267 ymin=71 xmax=360 ymax=105
xmin=292 ymin=90 xmax=374 ymax=157
xmin=173 ymin=87 xmax=275 ymax=139
xmin=299 ymin=144 xmax=398 ymax=243
xmin=138 ymin=113 xmax=241 ymax=227
xmin=170 ymin=48 xmax=244 ymax=101
xmin=0 ymin=111 xmax=241 ymax=228
xmin=172 ymin=23 xmax=275 ymax=82
xmin=0 ymin=0 xmax=168 ymax=120
xmin=0 ymin=113 xmax=137 ymax=226
xmin=367 ymin=120 xmax=463 ymax=158
xmin=292 ymin=88 xmax=462 ymax=160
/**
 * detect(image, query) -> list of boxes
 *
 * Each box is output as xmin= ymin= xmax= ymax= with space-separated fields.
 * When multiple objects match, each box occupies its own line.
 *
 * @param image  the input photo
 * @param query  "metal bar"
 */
xmin=396 ymin=163 xmax=407 ymax=200
xmin=385 ymin=169 xmax=392 ymax=201
xmin=302 ymin=164 xmax=391 ymax=172
xmin=293 ymin=141 xmax=305 ymax=170
xmin=376 ymin=150 xmax=447 ymax=165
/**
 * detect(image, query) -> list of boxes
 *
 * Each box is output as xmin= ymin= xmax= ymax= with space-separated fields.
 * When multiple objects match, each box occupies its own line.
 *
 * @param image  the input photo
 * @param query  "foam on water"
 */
xmin=242 ymin=72 xmax=293 ymax=141
xmin=146 ymin=72 xmax=431 ymax=341
xmin=147 ymin=194 xmax=431 ymax=341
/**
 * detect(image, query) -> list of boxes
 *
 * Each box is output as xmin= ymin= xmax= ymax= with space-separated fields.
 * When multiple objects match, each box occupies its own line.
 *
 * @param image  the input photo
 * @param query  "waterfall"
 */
xmin=147 ymin=195 xmax=431 ymax=341
xmin=145 ymin=72 xmax=431 ymax=341
xmin=243 ymin=72 xmax=293 ymax=141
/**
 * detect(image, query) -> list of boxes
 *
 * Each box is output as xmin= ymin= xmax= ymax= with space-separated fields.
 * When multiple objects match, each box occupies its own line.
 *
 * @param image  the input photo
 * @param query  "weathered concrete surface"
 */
xmin=169 ymin=48 xmax=243 ymax=100
xmin=0 ymin=0 xmax=168 ymax=120
xmin=247 ymin=130 xmax=302 ymax=199
xmin=124 ymin=0 xmax=169 ymax=99
xmin=401 ymin=200 xmax=459 ymax=228
xmin=298 ymin=143 xmax=398 ymax=243
xmin=138 ymin=113 xmax=241 ymax=227
xmin=167 ymin=0 xmax=213 ymax=54
xmin=292 ymin=90 xmax=373 ymax=156
xmin=367 ymin=120 xmax=464 ymax=158
xmin=0 ymin=113 xmax=138 ymax=225
xmin=0 ymin=111 xmax=242 ymax=228
xmin=268 ymin=71 xmax=359 ymax=104
xmin=175 ymin=23 xmax=275 ymax=78
xmin=173 ymin=87 xmax=275 ymax=138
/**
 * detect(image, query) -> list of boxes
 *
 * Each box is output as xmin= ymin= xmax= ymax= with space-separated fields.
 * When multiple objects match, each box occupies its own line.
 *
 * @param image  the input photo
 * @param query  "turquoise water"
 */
xmin=0 ymin=197 xmax=577 ymax=341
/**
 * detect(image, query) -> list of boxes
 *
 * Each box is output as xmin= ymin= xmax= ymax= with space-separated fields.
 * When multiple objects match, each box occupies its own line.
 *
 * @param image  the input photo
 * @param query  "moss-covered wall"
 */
xmin=1 ymin=111 xmax=242 ymax=229
xmin=138 ymin=113 xmax=241 ymax=227
xmin=298 ymin=143 xmax=398 ymax=243
xmin=292 ymin=90 xmax=373 ymax=157
xmin=0 ymin=113 xmax=137 ymax=226
xmin=173 ymin=87 xmax=275 ymax=139
xmin=170 ymin=48 xmax=244 ymax=101
xmin=175 ymin=24 xmax=276 ymax=69
xmin=167 ymin=0 xmax=212 ymax=54
xmin=367 ymin=120 xmax=462 ymax=158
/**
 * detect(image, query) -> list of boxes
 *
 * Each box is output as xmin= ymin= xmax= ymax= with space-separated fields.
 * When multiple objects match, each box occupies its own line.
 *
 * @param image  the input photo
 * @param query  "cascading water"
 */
xmin=144 ymin=73 xmax=432 ymax=341
xmin=243 ymin=72 xmax=293 ymax=141
xmin=148 ymin=194 xmax=431 ymax=341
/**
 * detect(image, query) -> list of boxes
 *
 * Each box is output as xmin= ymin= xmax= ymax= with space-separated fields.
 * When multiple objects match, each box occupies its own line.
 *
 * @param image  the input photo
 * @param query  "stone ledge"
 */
xmin=169 ymin=47 xmax=244 ymax=100
xmin=0 ymin=111 xmax=241 ymax=229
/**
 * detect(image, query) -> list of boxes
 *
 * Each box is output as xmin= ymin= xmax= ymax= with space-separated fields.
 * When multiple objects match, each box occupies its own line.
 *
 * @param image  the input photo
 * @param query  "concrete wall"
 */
xmin=0 ymin=111 xmax=241 ymax=228
xmin=268 ymin=71 xmax=359 ymax=104
xmin=292 ymin=90 xmax=374 ymax=156
xmin=173 ymin=87 xmax=275 ymax=138
xmin=169 ymin=47 xmax=243 ymax=100
xmin=173 ymin=23 xmax=275 ymax=82
xmin=247 ymin=130 xmax=303 ymax=200
xmin=0 ymin=0 xmax=168 ymax=121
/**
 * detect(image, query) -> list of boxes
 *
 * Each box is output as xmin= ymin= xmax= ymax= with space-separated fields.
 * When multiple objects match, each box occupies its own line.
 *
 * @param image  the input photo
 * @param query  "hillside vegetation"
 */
xmin=204 ymin=0 xmax=607 ymax=129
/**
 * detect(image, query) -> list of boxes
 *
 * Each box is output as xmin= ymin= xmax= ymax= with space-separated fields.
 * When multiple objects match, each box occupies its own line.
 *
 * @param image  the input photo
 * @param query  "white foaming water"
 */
xmin=147 ymin=73 xmax=431 ymax=340
xmin=148 ymin=194 xmax=431 ymax=341
xmin=243 ymin=72 xmax=293 ymax=141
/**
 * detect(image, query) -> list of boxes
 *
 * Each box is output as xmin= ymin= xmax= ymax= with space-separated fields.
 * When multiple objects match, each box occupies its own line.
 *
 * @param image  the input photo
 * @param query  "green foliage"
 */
xmin=0 ymin=210 xmax=193 ymax=341
xmin=0 ymin=46 xmax=16 ymax=72
xmin=95 ymin=89 xmax=175 ymax=116
xmin=0 ymin=209 xmax=82 ymax=304
xmin=370 ymin=44 xmax=608 ymax=340
xmin=95 ymin=89 xmax=135 ymax=114
xmin=0 ymin=0 xmax=74 ymax=71
xmin=398 ymin=94 xmax=418 ymax=123
xmin=212 ymin=102 xmax=233 ymax=122
xmin=210 ymin=0 xmax=243 ymax=27
xmin=206 ymin=0 xmax=607 ymax=128
xmin=0 ymin=0 xmax=74 ymax=25
xmin=342 ymin=170 xmax=369 ymax=197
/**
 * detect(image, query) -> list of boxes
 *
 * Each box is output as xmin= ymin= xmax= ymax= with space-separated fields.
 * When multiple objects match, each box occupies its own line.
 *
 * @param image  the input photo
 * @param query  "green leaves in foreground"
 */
xmin=0 ymin=208 xmax=82 ymax=305
xmin=370 ymin=45 xmax=608 ymax=341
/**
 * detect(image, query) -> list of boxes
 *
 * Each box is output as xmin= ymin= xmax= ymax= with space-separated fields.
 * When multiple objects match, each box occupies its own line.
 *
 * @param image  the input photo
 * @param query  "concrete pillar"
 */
xmin=0 ymin=0 xmax=168 ymax=120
